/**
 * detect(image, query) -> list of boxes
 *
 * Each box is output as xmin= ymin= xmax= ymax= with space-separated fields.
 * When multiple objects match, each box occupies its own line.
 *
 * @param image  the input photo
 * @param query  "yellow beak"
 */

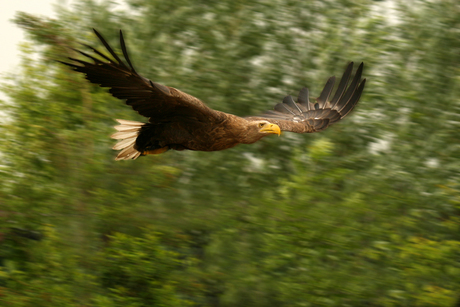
xmin=259 ymin=123 xmax=281 ymax=136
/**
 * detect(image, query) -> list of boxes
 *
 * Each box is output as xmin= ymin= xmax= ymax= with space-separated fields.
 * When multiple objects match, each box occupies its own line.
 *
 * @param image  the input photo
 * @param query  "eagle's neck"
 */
xmin=224 ymin=116 xmax=265 ymax=145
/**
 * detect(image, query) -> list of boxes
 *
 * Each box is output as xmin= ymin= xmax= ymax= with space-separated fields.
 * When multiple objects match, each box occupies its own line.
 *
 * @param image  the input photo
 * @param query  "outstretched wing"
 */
xmin=248 ymin=62 xmax=366 ymax=133
xmin=59 ymin=29 xmax=223 ymax=123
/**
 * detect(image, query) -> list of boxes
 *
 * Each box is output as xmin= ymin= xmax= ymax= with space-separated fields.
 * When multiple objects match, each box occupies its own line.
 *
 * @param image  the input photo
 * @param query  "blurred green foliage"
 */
xmin=1 ymin=0 xmax=460 ymax=306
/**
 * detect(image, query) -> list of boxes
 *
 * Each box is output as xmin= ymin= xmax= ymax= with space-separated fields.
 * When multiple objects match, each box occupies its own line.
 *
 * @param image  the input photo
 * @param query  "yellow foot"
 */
xmin=143 ymin=147 xmax=169 ymax=155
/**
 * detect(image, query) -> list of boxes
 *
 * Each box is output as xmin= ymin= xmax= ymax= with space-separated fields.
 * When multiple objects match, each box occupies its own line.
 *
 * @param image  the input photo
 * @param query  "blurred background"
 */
xmin=1 ymin=0 xmax=460 ymax=306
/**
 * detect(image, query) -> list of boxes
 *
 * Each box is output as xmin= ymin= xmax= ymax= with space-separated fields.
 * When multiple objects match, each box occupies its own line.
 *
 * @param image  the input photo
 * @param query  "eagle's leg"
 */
xmin=142 ymin=147 xmax=169 ymax=155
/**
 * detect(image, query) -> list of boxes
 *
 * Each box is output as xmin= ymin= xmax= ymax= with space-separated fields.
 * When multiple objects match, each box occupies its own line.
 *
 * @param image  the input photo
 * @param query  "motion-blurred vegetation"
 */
xmin=1 ymin=0 xmax=460 ymax=306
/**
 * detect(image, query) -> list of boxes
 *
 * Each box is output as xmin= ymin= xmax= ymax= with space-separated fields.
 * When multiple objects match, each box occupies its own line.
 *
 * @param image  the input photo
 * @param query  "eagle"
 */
xmin=60 ymin=29 xmax=366 ymax=160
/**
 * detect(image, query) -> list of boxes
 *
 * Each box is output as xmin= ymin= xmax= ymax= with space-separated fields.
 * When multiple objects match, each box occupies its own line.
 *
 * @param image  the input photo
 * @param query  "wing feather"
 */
xmin=92 ymin=29 xmax=127 ymax=69
xmin=283 ymin=95 xmax=303 ymax=115
xmin=119 ymin=30 xmax=136 ymax=72
xmin=316 ymin=76 xmax=335 ymax=108
xmin=329 ymin=62 xmax=354 ymax=108
xmin=274 ymin=100 xmax=297 ymax=115
xmin=297 ymin=87 xmax=309 ymax=104
xmin=336 ymin=62 xmax=363 ymax=113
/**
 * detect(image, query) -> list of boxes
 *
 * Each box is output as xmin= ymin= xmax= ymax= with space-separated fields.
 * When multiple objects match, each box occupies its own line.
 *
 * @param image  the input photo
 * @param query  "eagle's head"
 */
xmin=256 ymin=120 xmax=281 ymax=136
xmin=241 ymin=120 xmax=281 ymax=144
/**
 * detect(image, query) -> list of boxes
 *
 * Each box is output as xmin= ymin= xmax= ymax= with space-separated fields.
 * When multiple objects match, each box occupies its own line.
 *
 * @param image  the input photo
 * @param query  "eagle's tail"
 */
xmin=111 ymin=119 xmax=144 ymax=160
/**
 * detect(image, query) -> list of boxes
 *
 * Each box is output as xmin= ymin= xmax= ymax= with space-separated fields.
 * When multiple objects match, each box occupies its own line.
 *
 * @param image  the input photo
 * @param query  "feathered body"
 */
xmin=136 ymin=114 xmax=260 ymax=152
xmin=60 ymin=29 xmax=366 ymax=160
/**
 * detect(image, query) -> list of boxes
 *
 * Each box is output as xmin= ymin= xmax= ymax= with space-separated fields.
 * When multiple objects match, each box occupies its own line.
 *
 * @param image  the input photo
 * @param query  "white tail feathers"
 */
xmin=111 ymin=119 xmax=144 ymax=160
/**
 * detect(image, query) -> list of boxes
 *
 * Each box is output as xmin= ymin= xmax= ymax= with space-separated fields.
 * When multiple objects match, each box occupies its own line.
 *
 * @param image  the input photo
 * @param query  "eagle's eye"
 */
xmin=258 ymin=122 xmax=265 ymax=128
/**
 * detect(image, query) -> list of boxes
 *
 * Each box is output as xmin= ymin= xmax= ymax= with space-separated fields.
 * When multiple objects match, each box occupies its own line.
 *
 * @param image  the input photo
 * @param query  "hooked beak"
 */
xmin=259 ymin=123 xmax=281 ymax=136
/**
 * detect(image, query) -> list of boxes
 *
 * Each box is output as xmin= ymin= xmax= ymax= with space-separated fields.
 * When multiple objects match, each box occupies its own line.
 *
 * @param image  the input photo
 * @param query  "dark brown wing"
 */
xmin=59 ymin=29 xmax=224 ymax=123
xmin=248 ymin=62 xmax=366 ymax=133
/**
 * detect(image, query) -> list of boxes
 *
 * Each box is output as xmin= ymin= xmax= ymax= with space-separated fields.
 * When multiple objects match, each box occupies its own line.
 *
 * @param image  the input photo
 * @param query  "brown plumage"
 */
xmin=60 ymin=29 xmax=366 ymax=160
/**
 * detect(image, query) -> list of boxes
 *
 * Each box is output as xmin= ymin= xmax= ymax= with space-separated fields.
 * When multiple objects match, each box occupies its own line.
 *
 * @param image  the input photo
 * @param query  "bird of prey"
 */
xmin=60 ymin=29 xmax=366 ymax=160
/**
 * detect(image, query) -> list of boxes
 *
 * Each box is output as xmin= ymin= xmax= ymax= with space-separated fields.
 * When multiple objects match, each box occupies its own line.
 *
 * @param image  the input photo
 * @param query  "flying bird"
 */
xmin=60 ymin=29 xmax=366 ymax=160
